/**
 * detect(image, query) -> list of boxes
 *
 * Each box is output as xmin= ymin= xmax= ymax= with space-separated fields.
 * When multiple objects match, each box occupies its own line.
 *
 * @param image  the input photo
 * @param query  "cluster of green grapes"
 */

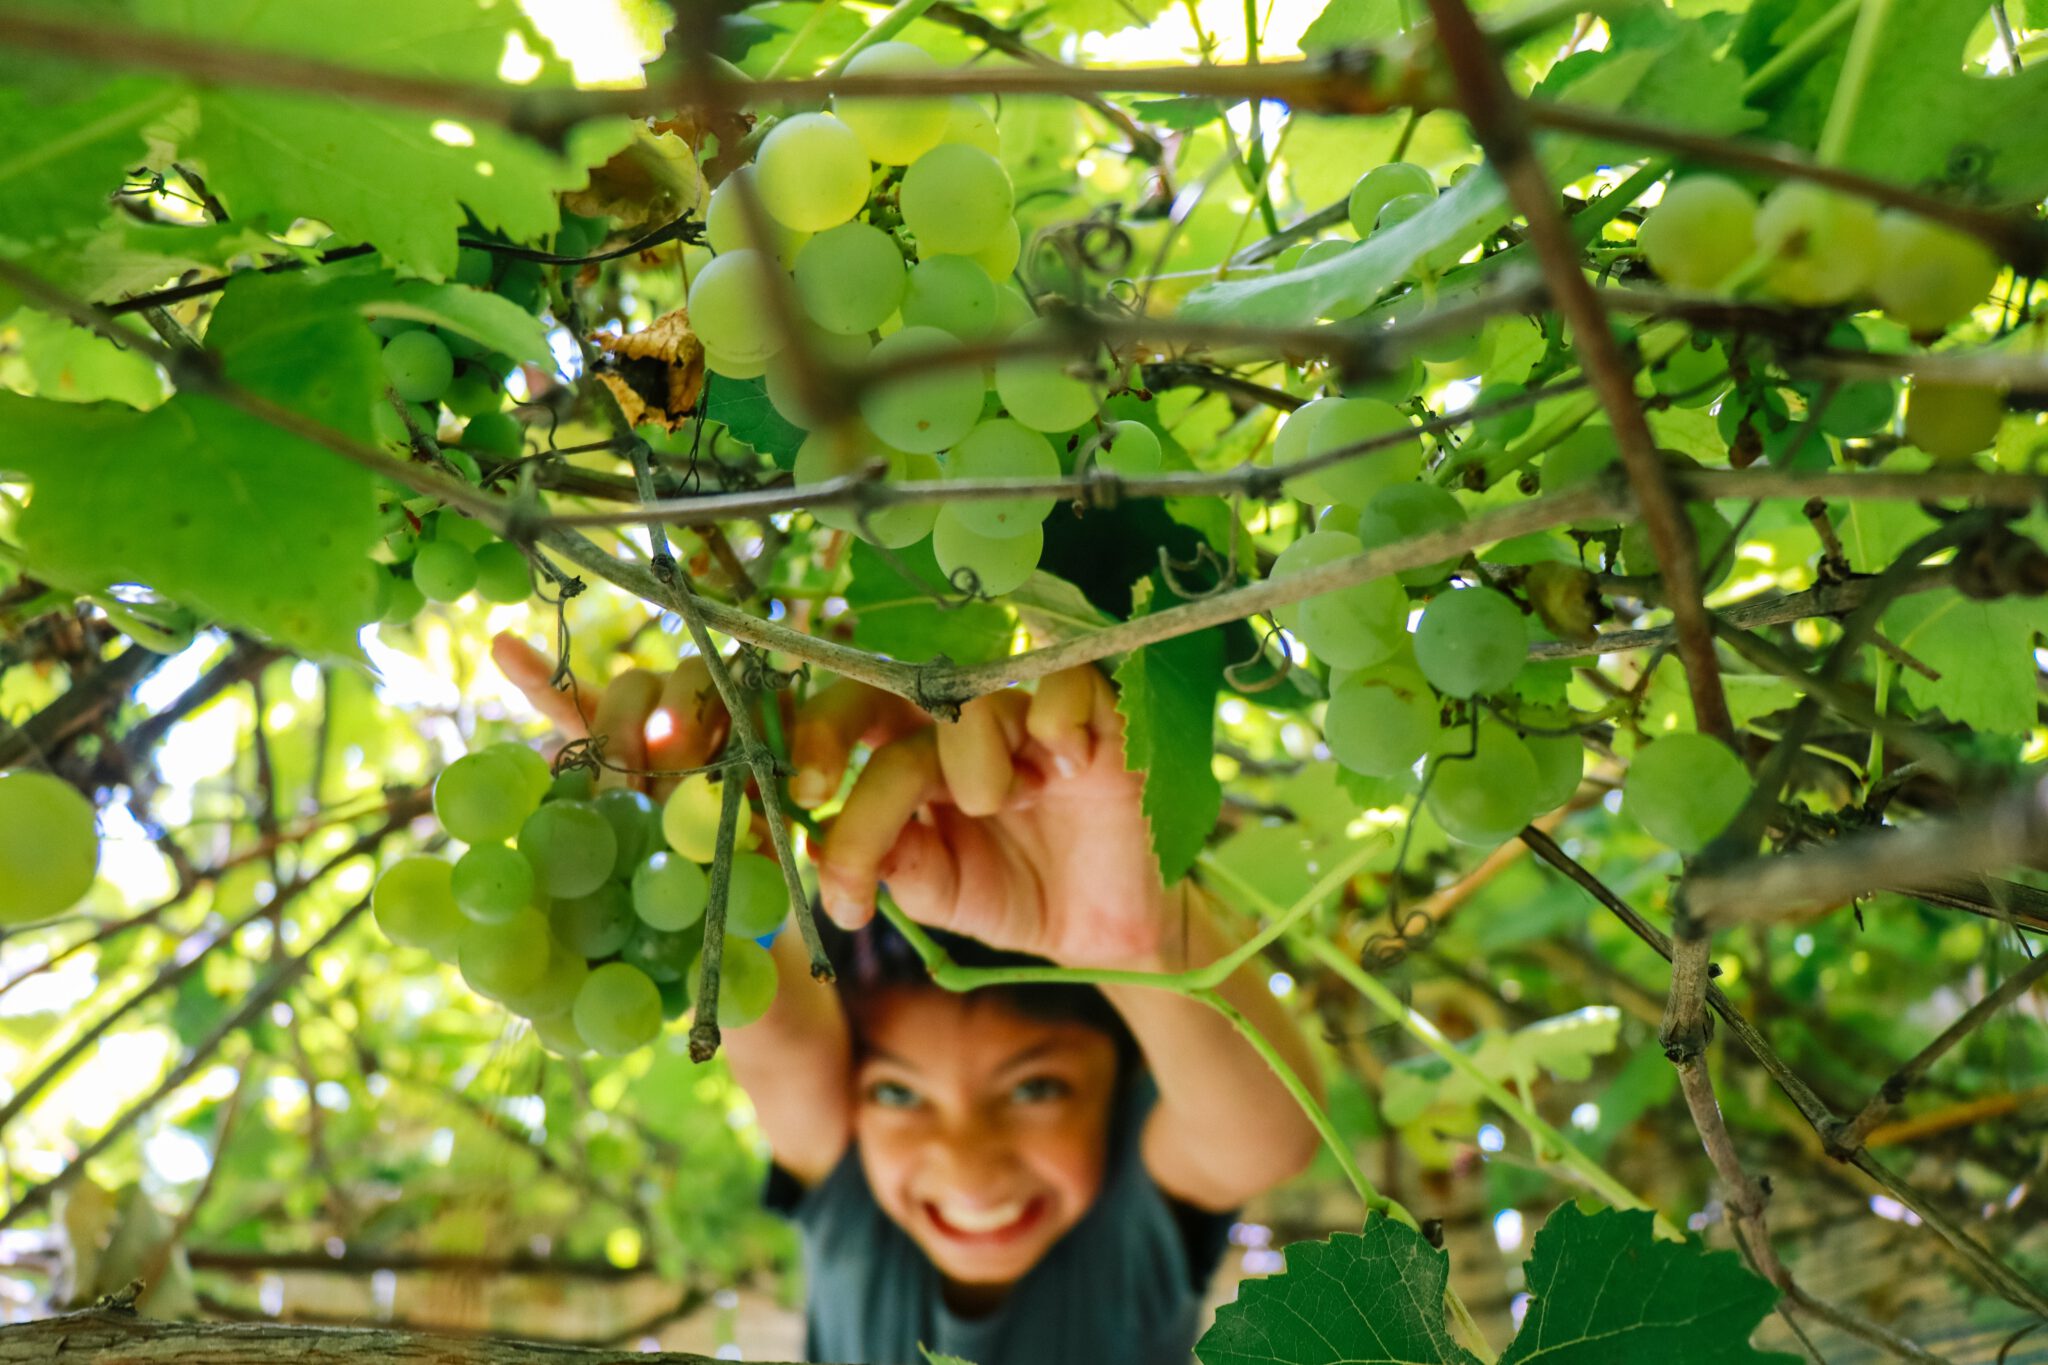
xmin=687 ymin=43 xmax=1152 ymax=596
xmin=371 ymin=744 xmax=783 ymax=1057
xmin=363 ymin=219 xmax=608 ymax=628
xmin=1639 ymin=176 xmax=2009 ymax=460
xmin=372 ymin=508 xmax=534 ymax=626
xmin=0 ymin=769 xmax=101 ymax=926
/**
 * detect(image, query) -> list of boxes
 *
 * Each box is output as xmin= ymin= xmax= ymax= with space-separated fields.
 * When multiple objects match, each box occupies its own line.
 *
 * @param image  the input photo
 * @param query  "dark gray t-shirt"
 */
xmin=762 ymin=1068 xmax=1235 ymax=1365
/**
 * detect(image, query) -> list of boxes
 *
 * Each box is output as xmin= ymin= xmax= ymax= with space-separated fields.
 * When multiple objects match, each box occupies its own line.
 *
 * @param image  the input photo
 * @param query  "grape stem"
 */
xmin=1816 ymin=0 xmax=1897 ymax=168
xmin=688 ymin=770 xmax=748 ymax=1063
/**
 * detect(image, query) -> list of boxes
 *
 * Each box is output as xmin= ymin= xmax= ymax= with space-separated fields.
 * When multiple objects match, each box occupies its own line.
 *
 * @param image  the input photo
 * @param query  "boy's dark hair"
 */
xmin=816 ymin=908 xmax=1142 ymax=1086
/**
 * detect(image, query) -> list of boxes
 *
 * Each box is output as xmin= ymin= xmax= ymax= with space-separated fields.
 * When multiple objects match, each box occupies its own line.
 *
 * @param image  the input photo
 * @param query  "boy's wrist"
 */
xmin=1049 ymin=881 xmax=1210 ymax=975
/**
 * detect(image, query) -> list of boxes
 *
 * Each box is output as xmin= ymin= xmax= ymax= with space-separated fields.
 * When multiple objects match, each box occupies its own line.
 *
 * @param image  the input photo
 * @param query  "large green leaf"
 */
xmin=1739 ymin=0 xmax=2048 ymax=204
xmin=706 ymin=374 xmax=805 ymax=470
xmin=0 ymin=267 xmax=386 ymax=656
xmin=1499 ymin=1205 xmax=1799 ymax=1365
xmin=133 ymin=0 xmax=633 ymax=279
xmin=0 ymin=75 xmax=184 ymax=247
xmin=842 ymin=540 xmax=1015 ymax=665
xmin=1197 ymin=1214 xmax=1481 ymax=1365
xmin=1113 ymin=628 xmax=1223 ymax=883
xmin=1884 ymin=591 xmax=2048 ymax=737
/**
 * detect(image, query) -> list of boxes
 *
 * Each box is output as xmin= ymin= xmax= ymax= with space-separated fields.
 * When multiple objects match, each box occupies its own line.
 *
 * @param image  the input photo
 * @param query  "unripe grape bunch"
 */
xmin=371 ymin=743 xmax=784 ymax=1057
xmin=690 ymin=67 xmax=1104 ymax=598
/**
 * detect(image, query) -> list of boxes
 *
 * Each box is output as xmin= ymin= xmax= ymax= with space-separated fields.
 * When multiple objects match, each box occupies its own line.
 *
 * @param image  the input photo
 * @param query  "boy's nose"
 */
xmin=924 ymin=1128 xmax=1022 ymax=1199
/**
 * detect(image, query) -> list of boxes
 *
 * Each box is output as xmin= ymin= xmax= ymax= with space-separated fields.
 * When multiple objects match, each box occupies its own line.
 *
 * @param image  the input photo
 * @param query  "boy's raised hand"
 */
xmin=494 ymin=633 xmax=1172 ymax=969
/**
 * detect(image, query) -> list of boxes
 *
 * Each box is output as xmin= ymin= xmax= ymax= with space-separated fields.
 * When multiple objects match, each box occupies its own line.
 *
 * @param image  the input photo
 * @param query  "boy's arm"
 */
xmin=1090 ymin=885 xmax=1325 ymax=1214
xmin=720 ymin=929 xmax=854 ymax=1188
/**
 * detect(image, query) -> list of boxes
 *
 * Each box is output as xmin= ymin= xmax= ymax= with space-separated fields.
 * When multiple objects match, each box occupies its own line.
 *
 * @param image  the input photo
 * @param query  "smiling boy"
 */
xmin=496 ymin=639 xmax=1324 ymax=1365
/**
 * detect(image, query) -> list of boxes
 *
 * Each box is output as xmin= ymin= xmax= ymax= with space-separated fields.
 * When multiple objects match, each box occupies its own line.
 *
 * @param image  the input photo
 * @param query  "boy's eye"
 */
xmin=866 ymin=1079 xmax=920 ymax=1108
xmin=1010 ymin=1076 xmax=1070 ymax=1103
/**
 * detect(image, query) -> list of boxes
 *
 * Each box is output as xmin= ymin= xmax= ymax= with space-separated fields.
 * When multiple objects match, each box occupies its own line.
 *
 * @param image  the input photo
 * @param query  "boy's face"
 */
xmin=852 ymin=987 xmax=1121 ymax=1299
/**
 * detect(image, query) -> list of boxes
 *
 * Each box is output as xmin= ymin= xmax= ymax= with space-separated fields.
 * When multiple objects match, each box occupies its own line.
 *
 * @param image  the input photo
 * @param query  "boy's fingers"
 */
xmin=1026 ymin=666 xmax=1118 ymax=776
xmin=816 ymin=728 xmax=943 ymax=928
xmin=936 ymin=691 xmax=1028 ymax=817
xmin=873 ymin=819 xmax=960 ymax=930
xmin=646 ymin=655 xmax=730 ymax=776
xmin=590 ymin=669 xmax=662 ymax=790
xmin=789 ymin=682 xmax=928 ymax=809
xmin=491 ymin=633 xmax=596 ymax=737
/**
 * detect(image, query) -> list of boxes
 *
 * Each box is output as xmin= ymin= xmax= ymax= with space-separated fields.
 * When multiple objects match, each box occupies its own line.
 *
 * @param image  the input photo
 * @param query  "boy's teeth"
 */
xmin=937 ymin=1198 xmax=1028 ymax=1232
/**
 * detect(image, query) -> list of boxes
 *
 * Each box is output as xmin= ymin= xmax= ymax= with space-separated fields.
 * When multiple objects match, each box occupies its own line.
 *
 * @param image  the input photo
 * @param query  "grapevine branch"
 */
xmin=1423 ymin=0 xmax=1734 ymax=749
xmin=1520 ymin=826 xmax=2048 ymax=1323
xmin=686 ymin=769 xmax=745 ymax=1062
xmin=1688 ymin=771 xmax=2048 ymax=930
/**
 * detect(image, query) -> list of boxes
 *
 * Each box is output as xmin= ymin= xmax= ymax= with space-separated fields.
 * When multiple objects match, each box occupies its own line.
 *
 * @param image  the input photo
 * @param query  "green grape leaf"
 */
xmin=1 ymin=309 xmax=168 ymax=408
xmin=843 ymin=540 xmax=1014 ymax=665
xmin=0 ymin=266 xmax=384 ymax=656
xmin=1196 ymin=1214 xmax=1481 ymax=1365
xmin=133 ymin=0 xmax=635 ymax=279
xmin=1498 ymin=1205 xmax=1799 ymax=1365
xmin=1884 ymin=591 xmax=2048 ymax=737
xmin=40 ymin=220 xmax=287 ymax=305
xmin=705 ymin=374 xmax=805 ymax=469
xmin=1113 ymin=628 xmax=1223 ymax=883
xmin=1008 ymin=572 xmax=1116 ymax=642
xmin=1739 ymin=0 xmax=2048 ymax=204
xmin=1300 ymin=0 xmax=1407 ymax=50
xmin=0 ymin=75 xmax=183 ymax=247
xmin=1380 ymin=1006 xmax=1622 ymax=1126
xmin=0 ymin=392 xmax=378 ymax=658
xmin=728 ymin=1 xmax=868 ymax=79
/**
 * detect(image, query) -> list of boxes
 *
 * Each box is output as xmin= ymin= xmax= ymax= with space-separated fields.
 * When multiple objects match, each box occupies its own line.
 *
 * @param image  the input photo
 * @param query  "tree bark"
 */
xmin=0 ymin=1306 xmax=813 ymax=1364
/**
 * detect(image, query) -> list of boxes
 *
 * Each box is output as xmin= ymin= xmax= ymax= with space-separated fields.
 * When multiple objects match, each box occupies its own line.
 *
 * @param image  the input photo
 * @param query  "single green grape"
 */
xmin=1088 ymin=421 xmax=1163 ymax=477
xmin=1524 ymin=727 xmax=1585 ymax=811
xmin=505 ymin=934 xmax=589 ymax=1020
xmin=550 ymin=881 xmax=636 ymax=959
xmin=548 ymin=767 xmax=596 ymax=803
xmin=443 ymin=364 xmax=504 ymax=419
xmin=705 ymin=166 xmax=810 ymax=265
xmin=1275 ymin=398 xmax=1422 ymax=508
xmin=458 ymin=411 xmax=524 ymax=461
xmin=371 ymin=397 xmax=432 ymax=448
xmin=1637 ymin=176 xmax=1757 ymax=290
xmin=1624 ymin=732 xmax=1752 ymax=854
xmin=1374 ymin=192 xmax=1434 ymax=234
xmin=1618 ymin=503 xmax=1736 ymax=589
xmin=902 ymin=254 xmax=1000 ymax=338
xmin=860 ymin=325 xmax=986 ymax=453
xmin=1356 ymin=483 xmax=1467 ymax=586
xmin=632 ymin=851 xmax=709 ymax=931
xmin=451 ymin=843 xmax=537 ymax=923
xmin=518 ymin=800 xmax=618 ymax=899
xmin=963 ymin=219 xmax=1023 ymax=282
xmin=943 ymin=418 xmax=1059 ymax=539
xmin=381 ymin=575 xmax=426 ymax=626
xmin=722 ymin=852 xmax=790 ymax=938
xmin=434 ymin=749 xmax=537 ymax=845
xmin=383 ymin=330 xmax=454 ymax=404
xmin=411 ymin=541 xmax=478 ymax=602
xmin=662 ymin=774 xmax=726 ymax=863
xmin=1425 ymin=724 xmax=1541 ymax=846
xmin=0 ymin=770 xmax=99 ymax=924
xmin=472 ymin=541 xmax=532 ymax=604
xmin=1873 ymin=211 xmax=1999 ymax=335
xmin=1268 ymin=531 xmax=1407 ymax=670
xmin=792 ymin=429 xmax=939 ymax=548
xmin=484 ymin=742 xmax=552 ymax=808
xmin=373 ymin=856 xmax=463 ymax=954
xmin=833 ymin=42 xmax=950 ymax=165
xmin=532 ymin=1009 xmax=590 ymax=1056
xmin=932 ymin=507 xmax=1041 ymax=597
xmin=593 ymin=788 xmax=660 ymax=878
xmin=1348 ymin=163 xmax=1436 ymax=236
xmin=755 ymin=113 xmax=871 ymax=233
xmin=1413 ymin=588 xmax=1529 ymax=698
xmin=766 ymin=327 xmax=873 ymax=429
xmin=573 ymin=961 xmax=665 ymax=1056
xmin=793 ymin=222 xmax=906 ymax=335
xmin=940 ymin=97 xmax=1000 ymax=154
xmin=688 ymin=249 xmax=783 ymax=366
xmin=1322 ymin=670 xmax=1437 ymax=778
xmin=624 ymin=920 xmax=704 ymax=985
xmin=1905 ymin=382 xmax=2006 ymax=461
xmin=899 ymin=143 xmax=1013 ymax=255
xmin=1755 ymin=183 xmax=1880 ymax=306
xmin=457 ymin=906 xmax=551 ymax=1000
xmin=994 ymin=318 xmax=1100 ymax=433
xmin=689 ymin=937 xmax=779 ymax=1028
